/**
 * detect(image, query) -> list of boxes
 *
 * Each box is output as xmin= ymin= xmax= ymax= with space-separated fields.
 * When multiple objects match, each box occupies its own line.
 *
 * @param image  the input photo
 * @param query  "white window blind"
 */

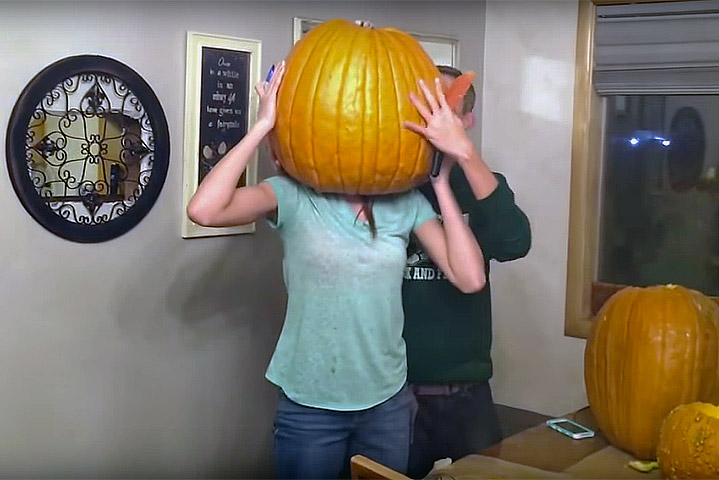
xmin=594 ymin=0 xmax=719 ymax=94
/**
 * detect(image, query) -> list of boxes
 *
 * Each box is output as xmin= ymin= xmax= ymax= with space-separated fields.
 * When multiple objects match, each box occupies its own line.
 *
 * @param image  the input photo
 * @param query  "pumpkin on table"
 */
xmin=270 ymin=19 xmax=440 ymax=195
xmin=584 ymin=284 xmax=719 ymax=460
xmin=658 ymin=402 xmax=719 ymax=479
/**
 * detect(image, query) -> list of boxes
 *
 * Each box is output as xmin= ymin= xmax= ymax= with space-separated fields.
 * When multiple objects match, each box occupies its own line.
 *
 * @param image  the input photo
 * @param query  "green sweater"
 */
xmin=402 ymin=168 xmax=531 ymax=384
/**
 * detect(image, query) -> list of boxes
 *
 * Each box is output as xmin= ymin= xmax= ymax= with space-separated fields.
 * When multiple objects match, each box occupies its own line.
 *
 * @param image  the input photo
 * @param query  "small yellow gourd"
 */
xmin=658 ymin=402 xmax=719 ymax=479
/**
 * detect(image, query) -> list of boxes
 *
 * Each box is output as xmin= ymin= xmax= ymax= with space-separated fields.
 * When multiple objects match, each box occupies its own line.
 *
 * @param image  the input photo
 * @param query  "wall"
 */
xmin=481 ymin=0 xmax=589 ymax=416
xmin=0 ymin=1 xmax=486 ymax=477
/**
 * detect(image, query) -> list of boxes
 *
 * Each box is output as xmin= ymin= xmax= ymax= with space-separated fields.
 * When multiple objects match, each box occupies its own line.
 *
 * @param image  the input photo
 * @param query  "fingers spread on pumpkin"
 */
xmin=417 ymin=78 xmax=440 ymax=113
xmin=434 ymin=77 xmax=450 ymax=110
xmin=402 ymin=119 xmax=426 ymax=136
xmin=408 ymin=91 xmax=432 ymax=121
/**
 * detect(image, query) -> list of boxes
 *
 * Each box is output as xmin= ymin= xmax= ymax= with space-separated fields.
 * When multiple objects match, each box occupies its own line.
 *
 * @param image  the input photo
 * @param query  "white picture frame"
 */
xmin=182 ymin=31 xmax=261 ymax=238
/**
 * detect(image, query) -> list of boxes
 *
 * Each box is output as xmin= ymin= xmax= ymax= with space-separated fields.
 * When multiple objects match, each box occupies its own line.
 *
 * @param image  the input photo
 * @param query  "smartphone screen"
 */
xmin=546 ymin=418 xmax=595 ymax=439
xmin=553 ymin=420 xmax=587 ymax=434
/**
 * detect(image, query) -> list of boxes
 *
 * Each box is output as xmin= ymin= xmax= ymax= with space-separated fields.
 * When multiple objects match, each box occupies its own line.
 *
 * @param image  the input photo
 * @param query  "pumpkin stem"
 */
xmin=354 ymin=20 xmax=374 ymax=29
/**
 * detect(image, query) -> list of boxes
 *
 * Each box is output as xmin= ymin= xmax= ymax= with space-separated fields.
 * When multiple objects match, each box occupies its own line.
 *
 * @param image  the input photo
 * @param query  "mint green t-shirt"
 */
xmin=264 ymin=176 xmax=436 ymax=411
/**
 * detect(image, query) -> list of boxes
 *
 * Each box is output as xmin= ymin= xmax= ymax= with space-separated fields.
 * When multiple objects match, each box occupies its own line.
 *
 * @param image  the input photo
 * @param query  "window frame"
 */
xmin=564 ymin=0 xmax=719 ymax=338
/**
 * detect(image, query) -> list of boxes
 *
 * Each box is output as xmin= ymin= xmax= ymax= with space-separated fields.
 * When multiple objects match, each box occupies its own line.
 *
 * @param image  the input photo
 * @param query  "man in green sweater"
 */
xmin=403 ymin=65 xmax=532 ymax=479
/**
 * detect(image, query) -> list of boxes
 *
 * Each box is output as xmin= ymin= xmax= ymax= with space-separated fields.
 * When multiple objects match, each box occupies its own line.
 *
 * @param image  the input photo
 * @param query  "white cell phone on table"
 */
xmin=546 ymin=418 xmax=595 ymax=439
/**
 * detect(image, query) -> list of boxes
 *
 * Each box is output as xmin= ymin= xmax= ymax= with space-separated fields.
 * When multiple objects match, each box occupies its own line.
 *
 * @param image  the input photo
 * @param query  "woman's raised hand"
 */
xmin=254 ymin=60 xmax=286 ymax=132
xmin=403 ymin=77 xmax=471 ymax=161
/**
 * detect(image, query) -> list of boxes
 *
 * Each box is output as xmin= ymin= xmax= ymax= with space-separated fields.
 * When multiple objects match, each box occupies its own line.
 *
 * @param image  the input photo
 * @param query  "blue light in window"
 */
xmin=626 ymin=131 xmax=671 ymax=148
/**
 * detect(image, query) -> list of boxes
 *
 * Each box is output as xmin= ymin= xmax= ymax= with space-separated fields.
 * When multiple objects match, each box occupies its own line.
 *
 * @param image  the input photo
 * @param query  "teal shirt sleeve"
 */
xmin=263 ymin=176 xmax=300 ymax=229
xmin=411 ymin=188 xmax=438 ymax=231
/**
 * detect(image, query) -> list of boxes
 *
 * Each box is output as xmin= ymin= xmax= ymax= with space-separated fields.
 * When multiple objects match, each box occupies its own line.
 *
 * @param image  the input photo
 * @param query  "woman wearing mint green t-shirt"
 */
xmin=187 ymin=60 xmax=486 ymax=479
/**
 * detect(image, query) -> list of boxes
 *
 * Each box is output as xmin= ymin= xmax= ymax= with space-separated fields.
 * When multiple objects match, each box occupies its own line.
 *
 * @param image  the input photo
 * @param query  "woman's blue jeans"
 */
xmin=274 ymin=384 xmax=413 ymax=479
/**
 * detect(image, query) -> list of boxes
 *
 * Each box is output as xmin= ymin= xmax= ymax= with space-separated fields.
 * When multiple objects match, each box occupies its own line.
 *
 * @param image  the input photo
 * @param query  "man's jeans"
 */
xmin=274 ymin=384 xmax=413 ymax=479
xmin=407 ymin=381 xmax=503 ymax=479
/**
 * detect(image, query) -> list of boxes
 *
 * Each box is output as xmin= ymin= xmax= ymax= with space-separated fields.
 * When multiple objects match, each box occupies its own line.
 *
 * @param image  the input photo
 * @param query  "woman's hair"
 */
xmin=358 ymin=196 xmax=377 ymax=238
xmin=437 ymin=65 xmax=476 ymax=115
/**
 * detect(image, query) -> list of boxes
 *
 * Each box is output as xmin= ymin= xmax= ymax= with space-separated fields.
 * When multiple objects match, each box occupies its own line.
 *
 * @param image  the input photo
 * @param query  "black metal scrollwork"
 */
xmin=6 ymin=55 xmax=169 ymax=242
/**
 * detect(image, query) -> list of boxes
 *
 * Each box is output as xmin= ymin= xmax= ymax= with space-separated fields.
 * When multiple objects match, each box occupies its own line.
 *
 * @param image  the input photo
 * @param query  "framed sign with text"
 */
xmin=182 ymin=32 xmax=261 ymax=238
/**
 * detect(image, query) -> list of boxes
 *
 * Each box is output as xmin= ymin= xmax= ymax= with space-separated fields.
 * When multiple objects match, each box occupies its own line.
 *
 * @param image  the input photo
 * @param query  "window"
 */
xmin=565 ymin=0 xmax=719 ymax=337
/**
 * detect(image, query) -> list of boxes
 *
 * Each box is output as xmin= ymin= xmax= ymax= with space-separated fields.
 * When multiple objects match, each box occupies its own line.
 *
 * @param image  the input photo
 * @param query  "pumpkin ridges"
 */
xmin=277 ymin=20 xmax=340 ymax=182
xmin=372 ymin=31 xmax=393 ymax=193
xmin=355 ymin=34 xmax=368 ymax=193
xmin=624 ymin=289 xmax=641 ymax=452
xmin=405 ymin=30 xmax=438 ymax=184
xmin=636 ymin=290 xmax=659 ymax=458
xmin=337 ymin=27 xmax=370 ymax=193
xmin=647 ymin=290 xmax=672 ymax=456
xmin=381 ymin=30 xmax=416 ymax=192
xmin=637 ymin=289 xmax=677 ymax=458
xmin=315 ymin=25 xmax=361 ymax=191
xmin=404 ymin=29 xmax=437 ymax=190
xmin=639 ymin=289 xmax=666 ymax=457
xmin=359 ymin=30 xmax=382 ymax=194
xmin=704 ymin=294 xmax=719 ymax=400
xmin=688 ymin=291 xmax=701 ymax=403
xmin=277 ymin=22 xmax=316 ymax=179
xmin=304 ymin=21 xmax=348 ymax=187
xmin=335 ymin=27 xmax=364 ymax=193
xmin=651 ymin=292 xmax=671 ymax=456
xmin=376 ymin=31 xmax=402 ymax=193
xmin=605 ymin=292 xmax=617 ymax=431
xmin=591 ymin=287 xmax=627 ymax=450
xmin=358 ymin=32 xmax=369 ymax=194
xmin=369 ymin=31 xmax=381 ymax=194
xmin=382 ymin=30 xmax=418 ymax=189
xmin=380 ymin=27 xmax=437 ymax=193
xmin=303 ymin=24 xmax=347 ymax=188
xmin=684 ymin=289 xmax=718 ymax=401
xmin=702 ymin=293 xmax=719 ymax=400
xmin=612 ymin=291 xmax=627 ymax=450
xmin=587 ymin=296 xmax=603 ymax=444
xmin=619 ymin=289 xmax=638 ymax=451
xmin=396 ymin=31 xmax=431 ymax=185
xmin=383 ymin=30 xmax=427 ymax=188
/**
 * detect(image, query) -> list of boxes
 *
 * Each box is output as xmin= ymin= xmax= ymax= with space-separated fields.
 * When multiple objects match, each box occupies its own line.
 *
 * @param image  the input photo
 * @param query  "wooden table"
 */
xmin=429 ymin=407 xmax=661 ymax=479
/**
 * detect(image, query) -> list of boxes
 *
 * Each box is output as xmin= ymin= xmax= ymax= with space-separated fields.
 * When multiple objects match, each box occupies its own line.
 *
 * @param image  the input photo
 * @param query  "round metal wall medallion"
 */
xmin=6 ymin=55 xmax=169 ymax=242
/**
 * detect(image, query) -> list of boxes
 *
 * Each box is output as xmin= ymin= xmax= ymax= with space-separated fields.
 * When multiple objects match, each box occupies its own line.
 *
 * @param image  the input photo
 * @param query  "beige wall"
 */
xmin=482 ymin=0 xmax=588 ymax=416
xmin=0 ymin=1 xmax=486 ymax=477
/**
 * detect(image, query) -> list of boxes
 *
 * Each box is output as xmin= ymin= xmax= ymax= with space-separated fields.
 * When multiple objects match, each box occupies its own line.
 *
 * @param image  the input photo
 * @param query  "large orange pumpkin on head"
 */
xmin=584 ymin=284 xmax=719 ymax=460
xmin=270 ymin=19 xmax=440 ymax=195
